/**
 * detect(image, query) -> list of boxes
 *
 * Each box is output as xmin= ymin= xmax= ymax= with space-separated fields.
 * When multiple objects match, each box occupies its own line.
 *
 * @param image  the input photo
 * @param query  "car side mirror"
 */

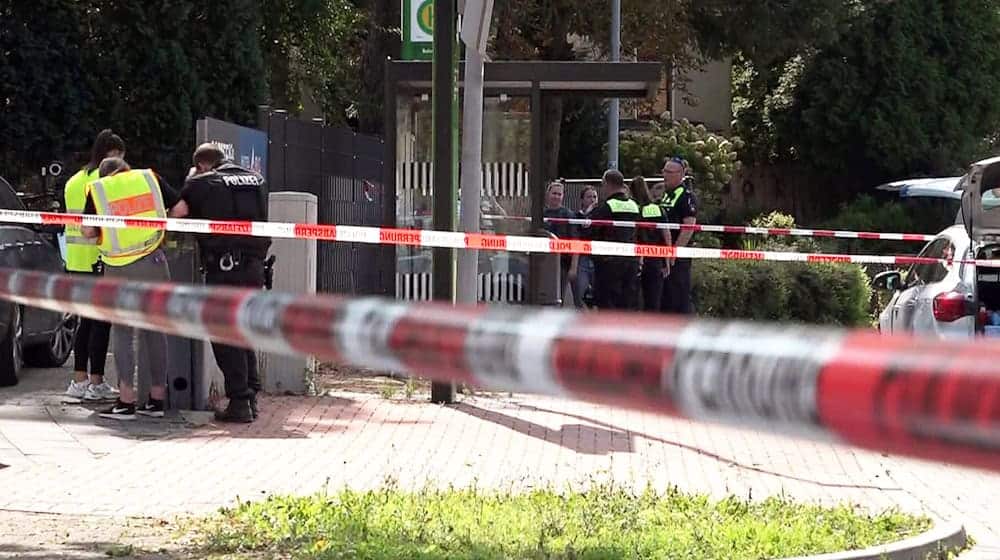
xmin=873 ymin=270 xmax=903 ymax=292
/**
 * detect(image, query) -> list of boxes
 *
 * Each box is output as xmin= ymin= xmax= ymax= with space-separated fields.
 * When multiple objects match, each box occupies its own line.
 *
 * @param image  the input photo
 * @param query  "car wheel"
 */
xmin=0 ymin=305 xmax=23 ymax=387
xmin=24 ymin=313 xmax=78 ymax=368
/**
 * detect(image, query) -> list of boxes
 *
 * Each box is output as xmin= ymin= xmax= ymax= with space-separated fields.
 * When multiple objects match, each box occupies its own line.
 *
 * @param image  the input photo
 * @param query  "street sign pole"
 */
xmin=430 ymin=0 xmax=458 ymax=404
xmin=456 ymin=0 xmax=494 ymax=311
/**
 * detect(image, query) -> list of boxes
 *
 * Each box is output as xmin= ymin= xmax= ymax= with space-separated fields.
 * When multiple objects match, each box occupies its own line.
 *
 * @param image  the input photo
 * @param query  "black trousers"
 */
xmin=74 ymin=317 xmax=111 ymax=376
xmin=640 ymin=259 xmax=665 ymax=312
xmin=661 ymin=258 xmax=693 ymax=315
xmin=204 ymin=258 xmax=265 ymax=400
xmin=593 ymin=257 xmax=639 ymax=311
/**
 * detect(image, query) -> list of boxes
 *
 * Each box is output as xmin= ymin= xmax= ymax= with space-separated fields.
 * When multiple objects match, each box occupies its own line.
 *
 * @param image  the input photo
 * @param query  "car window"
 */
xmin=907 ymin=238 xmax=953 ymax=285
xmin=0 ymin=176 xmax=27 ymax=211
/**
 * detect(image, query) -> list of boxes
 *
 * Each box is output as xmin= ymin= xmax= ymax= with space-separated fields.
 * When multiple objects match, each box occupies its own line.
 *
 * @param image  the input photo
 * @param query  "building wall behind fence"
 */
xmin=260 ymin=111 xmax=391 ymax=297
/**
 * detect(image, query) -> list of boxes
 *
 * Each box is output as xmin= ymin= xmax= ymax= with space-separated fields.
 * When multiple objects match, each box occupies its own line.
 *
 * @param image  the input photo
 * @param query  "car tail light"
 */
xmin=933 ymin=291 xmax=972 ymax=322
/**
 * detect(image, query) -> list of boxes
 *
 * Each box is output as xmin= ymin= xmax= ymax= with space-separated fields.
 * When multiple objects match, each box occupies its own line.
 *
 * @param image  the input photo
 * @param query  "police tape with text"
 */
xmin=482 ymin=214 xmax=936 ymax=243
xmin=0 ymin=266 xmax=995 ymax=473
xmin=0 ymin=207 xmax=993 ymax=268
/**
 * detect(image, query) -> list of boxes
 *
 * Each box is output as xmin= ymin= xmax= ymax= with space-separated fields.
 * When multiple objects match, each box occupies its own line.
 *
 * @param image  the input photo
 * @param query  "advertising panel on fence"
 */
xmin=195 ymin=117 xmax=267 ymax=176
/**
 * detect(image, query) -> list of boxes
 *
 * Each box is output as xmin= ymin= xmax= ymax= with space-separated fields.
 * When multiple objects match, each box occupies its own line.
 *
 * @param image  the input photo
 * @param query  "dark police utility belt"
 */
xmin=202 ymin=251 xmax=277 ymax=290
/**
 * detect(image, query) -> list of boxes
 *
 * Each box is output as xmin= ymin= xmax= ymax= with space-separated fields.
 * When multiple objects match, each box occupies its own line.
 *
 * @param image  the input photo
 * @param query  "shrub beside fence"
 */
xmin=692 ymin=260 xmax=872 ymax=327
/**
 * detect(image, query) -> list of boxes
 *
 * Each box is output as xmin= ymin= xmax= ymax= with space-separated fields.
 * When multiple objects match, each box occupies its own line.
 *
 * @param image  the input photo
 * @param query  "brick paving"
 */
xmin=0 ymin=366 xmax=997 ymax=558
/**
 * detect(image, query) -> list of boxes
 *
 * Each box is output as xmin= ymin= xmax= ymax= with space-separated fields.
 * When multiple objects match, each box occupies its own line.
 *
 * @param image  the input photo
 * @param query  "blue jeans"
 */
xmin=573 ymin=256 xmax=595 ymax=308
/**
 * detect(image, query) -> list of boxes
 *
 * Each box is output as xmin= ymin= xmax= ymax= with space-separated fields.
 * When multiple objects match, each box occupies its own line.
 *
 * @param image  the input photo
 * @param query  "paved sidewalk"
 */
xmin=1 ymin=367 xmax=998 ymax=558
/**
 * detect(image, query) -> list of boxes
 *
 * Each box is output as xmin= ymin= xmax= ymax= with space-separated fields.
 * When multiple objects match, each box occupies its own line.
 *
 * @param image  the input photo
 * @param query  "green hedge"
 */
xmin=692 ymin=260 xmax=872 ymax=327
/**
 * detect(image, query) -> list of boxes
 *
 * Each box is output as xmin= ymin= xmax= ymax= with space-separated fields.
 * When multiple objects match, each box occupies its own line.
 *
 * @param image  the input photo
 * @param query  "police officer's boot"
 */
xmin=215 ymin=398 xmax=254 ymax=423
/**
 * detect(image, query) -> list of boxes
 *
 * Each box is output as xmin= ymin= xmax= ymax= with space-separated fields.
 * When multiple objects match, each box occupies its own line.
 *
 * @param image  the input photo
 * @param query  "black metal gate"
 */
xmin=259 ymin=110 xmax=390 ymax=296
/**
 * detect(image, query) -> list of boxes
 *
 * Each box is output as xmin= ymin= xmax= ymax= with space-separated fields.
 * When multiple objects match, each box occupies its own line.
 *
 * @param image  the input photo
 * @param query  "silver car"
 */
xmin=874 ymin=157 xmax=1000 ymax=338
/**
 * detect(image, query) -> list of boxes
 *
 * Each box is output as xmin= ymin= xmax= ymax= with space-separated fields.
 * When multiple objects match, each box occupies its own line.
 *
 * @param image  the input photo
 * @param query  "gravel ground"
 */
xmin=0 ymin=510 xmax=197 ymax=559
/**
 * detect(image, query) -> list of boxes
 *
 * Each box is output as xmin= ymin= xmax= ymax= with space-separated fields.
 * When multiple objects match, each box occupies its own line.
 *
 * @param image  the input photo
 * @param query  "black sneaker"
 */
xmin=250 ymin=393 xmax=259 ymax=419
xmin=137 ymin=398 xmax=165 ymax=418
xmin=215 ymin=399 xmax=254 ymax=423
xmin=98 ymin=400 xmax=136 ymax=421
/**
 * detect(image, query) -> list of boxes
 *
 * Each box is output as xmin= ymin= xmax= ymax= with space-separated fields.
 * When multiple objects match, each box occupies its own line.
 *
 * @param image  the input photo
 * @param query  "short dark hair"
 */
xmin=193 ymin=143 xmax=226 ymax=169
xmin=602 ymin=169 xmax=625 ymax=188
xmin=98 ymin=157 xmax=129 ymax=178
xmin=86 ymin=129 xmax=126 ymax=172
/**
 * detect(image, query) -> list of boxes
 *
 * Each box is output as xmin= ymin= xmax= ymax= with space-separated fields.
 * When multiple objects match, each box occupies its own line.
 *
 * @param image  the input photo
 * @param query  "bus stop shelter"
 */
xmin=384 ymin=60 xmax=662 ymax=304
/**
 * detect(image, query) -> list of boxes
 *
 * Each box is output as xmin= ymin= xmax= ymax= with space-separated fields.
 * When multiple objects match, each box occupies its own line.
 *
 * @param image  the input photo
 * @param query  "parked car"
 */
xmin=0 ymin=175 xmax=78 ymax=386
xmin=873 ymin=157 xmax=1000 ymax=338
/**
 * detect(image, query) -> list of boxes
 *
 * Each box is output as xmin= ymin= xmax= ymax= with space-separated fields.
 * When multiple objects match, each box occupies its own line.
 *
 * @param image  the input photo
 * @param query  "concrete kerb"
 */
xmin=780 ymin=522 xmax=967 ymax=560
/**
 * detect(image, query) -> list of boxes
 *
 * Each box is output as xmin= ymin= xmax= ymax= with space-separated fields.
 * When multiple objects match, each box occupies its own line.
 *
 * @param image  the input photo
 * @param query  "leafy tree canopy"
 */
xmin=770 ymin=0 xmax=1000 ymax=182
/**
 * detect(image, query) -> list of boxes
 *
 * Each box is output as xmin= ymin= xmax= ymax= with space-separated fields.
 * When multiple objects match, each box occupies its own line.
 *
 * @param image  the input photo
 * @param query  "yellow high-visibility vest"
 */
xmin=606 ymin=197 xmax=639 ymax=215
xmin=63 ymin=168 xmax=101 ymax=272
xmin=86 ymin=169 xmax=166 ymax=267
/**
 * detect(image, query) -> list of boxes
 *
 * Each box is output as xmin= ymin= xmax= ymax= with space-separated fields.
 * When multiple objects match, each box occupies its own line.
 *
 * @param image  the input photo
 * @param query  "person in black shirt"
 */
xmin=171 ymin=143 xmax=272 ymax=423
xmin=630 ymin=176 xmax=672 ymax=311
xmin=568 ymin=185 xmax=599 ymax=308
xmin=542 ymin=180 xmax=578 ymax=306
xmin=586 ymin=170 xmax=641 ymax=310
xmin=659 ymin=157 xmax=698 ymax=314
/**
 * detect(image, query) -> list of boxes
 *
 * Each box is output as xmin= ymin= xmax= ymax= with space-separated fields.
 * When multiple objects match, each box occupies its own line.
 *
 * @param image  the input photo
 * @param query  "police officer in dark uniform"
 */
xmin=659 ymin=156 xmax=698 ymax=314
xmin=630 ymin=176 xmax=672 ymax=312
xmin=586 ymin=169 xmax=641 ymax=310
xmin=174 ymin=143 xmax=272 ymax=423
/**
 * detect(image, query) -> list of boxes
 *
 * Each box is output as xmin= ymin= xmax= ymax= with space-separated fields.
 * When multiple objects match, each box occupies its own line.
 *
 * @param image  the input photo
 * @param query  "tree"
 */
xmin=0 ymin=1 xmax=93 ymax=185
xmin=187 ymin=0 xmax=267 ymax=127
xmin=558 ymin=98 xmax=609 ymax=179
xmin=354 ymin=0 xmax=400 ymax=134
xmin=620 ymin=117 xmax=742 ymax=220
xmin=260 ymin=0 xmax=367 ymax=126
xmin=81 ymin=1 xmax=200 ymax=185
xmin=773 ymin=0 xmax=1000 ymax=183
xmin=487 ymin=0 xmax=850 ymax=180
xmin=689 ymin=0 xmax=861 ymax=68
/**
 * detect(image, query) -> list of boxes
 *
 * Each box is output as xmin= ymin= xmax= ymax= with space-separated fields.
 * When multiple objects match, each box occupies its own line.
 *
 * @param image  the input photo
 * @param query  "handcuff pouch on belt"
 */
xmin=201 ymin=251 xmax=276 ymax=290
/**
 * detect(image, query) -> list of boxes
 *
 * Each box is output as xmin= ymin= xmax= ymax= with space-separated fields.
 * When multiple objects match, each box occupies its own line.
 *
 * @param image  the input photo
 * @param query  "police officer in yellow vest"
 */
xmin=63 ymin=130 xmax=123 ymax=403
xmin=585 ymin=170 xmax=641 ymax=310
xmin=81 ymin=157 xmax=188 ymax=421
xmin=629 ymin=176 xmax=672 ymax=312
xmin=659 ymin=156 xmax=698 ymax=315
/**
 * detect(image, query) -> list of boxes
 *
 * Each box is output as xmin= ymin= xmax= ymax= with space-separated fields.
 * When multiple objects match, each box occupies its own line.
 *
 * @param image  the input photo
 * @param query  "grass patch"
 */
xmin=195 ymin=484 xmax=931 ymax=559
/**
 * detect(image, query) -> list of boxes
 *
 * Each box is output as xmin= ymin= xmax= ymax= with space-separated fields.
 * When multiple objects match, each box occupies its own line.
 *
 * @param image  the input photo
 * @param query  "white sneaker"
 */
xmin=83 ymin=382 xmax=119 ymax=401
xmin=65 ymin=381 xmax=89 ymax=399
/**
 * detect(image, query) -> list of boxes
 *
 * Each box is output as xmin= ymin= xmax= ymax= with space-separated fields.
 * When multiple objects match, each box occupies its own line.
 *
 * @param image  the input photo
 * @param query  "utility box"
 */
xmin=257 ymin=191 xmax=318 ymax=394
xmin=163 ymin=237 xmax=198 ymax=410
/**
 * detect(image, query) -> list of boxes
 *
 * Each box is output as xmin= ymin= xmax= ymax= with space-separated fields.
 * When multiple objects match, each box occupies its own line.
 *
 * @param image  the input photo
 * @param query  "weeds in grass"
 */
xmin=196 ymin=483 xmax=933 ymax=560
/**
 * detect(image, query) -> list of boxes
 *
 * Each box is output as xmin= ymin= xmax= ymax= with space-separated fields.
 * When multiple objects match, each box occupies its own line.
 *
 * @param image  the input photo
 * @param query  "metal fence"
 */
xmin=259 ymin=111 xmax=391 ymax=296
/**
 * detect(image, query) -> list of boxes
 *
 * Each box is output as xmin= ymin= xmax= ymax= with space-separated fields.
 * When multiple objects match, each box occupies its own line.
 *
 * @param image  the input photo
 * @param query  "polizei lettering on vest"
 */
xmin=221 ymin=175 xmax=265 ymax=187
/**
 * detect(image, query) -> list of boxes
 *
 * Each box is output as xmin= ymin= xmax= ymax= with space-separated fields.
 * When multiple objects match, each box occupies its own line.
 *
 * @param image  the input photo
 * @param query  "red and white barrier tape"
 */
xmin=0 ymin=267 xmax=996 ymax=472
xmin=483 ymin=214 xmax=937 ymax=242
xmin=2 ymin=208 xmax=994 ymax=268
